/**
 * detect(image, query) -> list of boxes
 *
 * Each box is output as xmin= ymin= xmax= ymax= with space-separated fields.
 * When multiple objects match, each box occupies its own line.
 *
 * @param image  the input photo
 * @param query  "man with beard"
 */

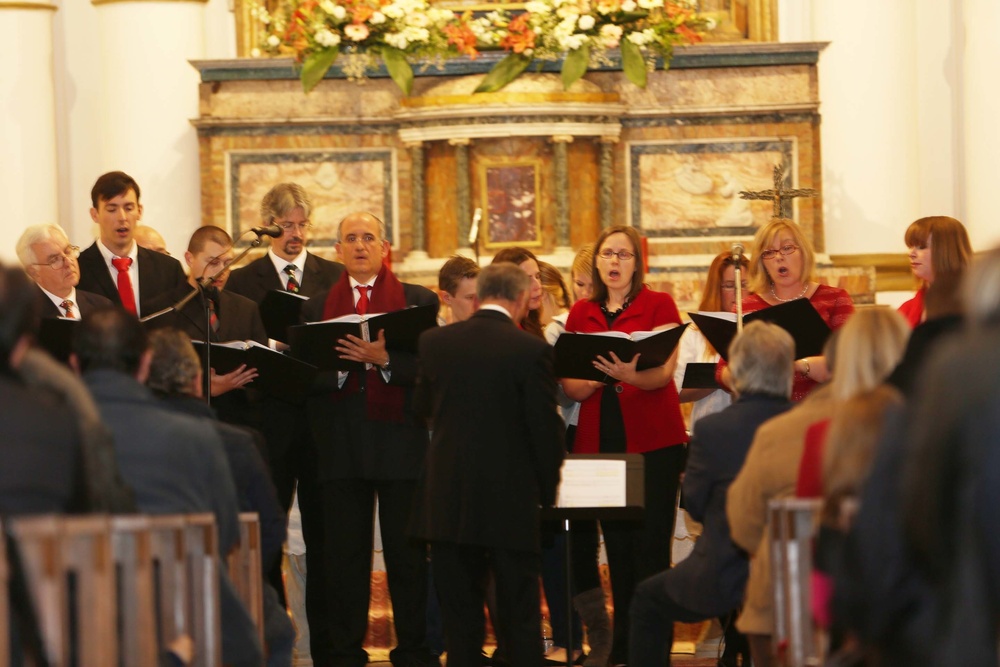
xmin=77 ymin=171 xmax=187 ymax=317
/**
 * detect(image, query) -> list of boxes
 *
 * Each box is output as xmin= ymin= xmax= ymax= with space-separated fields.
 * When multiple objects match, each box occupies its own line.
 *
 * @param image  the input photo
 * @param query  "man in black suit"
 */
xmin=303 ymin=211 xmax=439 ymax=667
xmin=628 ymin=321 xmax=795 ymax=667
xmin=225 ymin=183 xmax=344 ymax=657
xmin=17 ymin=223 xmax=111 ymax=319
xmin=226 ymin=182 xmax=345 ymax=304
xmin=411 ymin=262 xmax=566 ymax=667
xmin=76 ymin=171 xmax=188 ymax=317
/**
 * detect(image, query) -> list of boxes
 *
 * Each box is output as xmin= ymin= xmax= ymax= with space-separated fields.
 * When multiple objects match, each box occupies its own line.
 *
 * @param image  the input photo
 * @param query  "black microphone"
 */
xmin=250 ymin=224 xmax=283 ymax=238
xmin=732 ymin=242 xmax=744 ymax=262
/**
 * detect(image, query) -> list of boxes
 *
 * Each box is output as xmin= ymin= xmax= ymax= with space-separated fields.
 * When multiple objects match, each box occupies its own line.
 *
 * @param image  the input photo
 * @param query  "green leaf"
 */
xmin=620 ymin=38 xmax=647 ymax=88
xmin=474 ymin=53 xmax=533 ymax=93
xmin=301 ymin=48 xmax=339 ymax=93
xmin=561 ymin=45 xmax=591 ymax=90
xmin=382 ymin=47 xmax=414 ymax=96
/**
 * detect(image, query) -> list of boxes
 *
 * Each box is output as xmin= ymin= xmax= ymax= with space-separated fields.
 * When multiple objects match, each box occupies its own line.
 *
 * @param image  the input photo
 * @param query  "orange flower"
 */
xmin=500 ymin=14 xmax=536 ymax=53
xmin=676 ymin=23 xmax=700 ymax=43
xmin=351 ymin=4 xmax=375 ymax=23
xmin=444 ymin=22 xmax=480 ymax=58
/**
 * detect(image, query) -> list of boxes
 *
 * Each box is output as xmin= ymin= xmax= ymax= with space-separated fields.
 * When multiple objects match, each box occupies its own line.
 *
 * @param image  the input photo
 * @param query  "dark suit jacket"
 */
xmin=35 ymin=286 xmax=113 ymax=318
xmin=226 ymin=252 xmax=345 ymax=303
xmin=149 ymin=284 xmax=268 ymax=345
xmin=302 ymin=280 xmax=439 ymax=481
xmin=0 ymin=373 xmax=86 ymax=515
xmin=664 ymin=393 xmax=792 ymax=616
xmin=410 ymin=309 xmax=566 ymax=553
xmin=77 ymin=242 xmax=188 ymax=317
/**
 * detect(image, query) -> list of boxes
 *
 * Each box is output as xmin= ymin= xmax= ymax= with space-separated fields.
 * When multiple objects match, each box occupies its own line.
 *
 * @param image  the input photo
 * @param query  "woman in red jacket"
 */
xmin=563 ymin=225 xmax=687 ymax=666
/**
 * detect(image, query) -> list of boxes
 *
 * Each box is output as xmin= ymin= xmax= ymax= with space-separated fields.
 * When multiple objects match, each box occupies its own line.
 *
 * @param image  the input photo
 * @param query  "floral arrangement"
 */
xmin=253 ymin=0 xmax=703 ymax=95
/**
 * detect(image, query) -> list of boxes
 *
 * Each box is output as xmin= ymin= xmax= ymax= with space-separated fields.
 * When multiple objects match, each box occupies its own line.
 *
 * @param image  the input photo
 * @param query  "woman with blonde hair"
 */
xmin=718 ymin=218 xmax=855 ymax=401
xmin=899 ymin=215 xmax=972 ymax=327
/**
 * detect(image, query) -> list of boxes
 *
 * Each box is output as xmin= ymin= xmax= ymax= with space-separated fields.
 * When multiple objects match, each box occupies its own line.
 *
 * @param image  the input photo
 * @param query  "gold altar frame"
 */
xmin=233 ymin=0 xmax=778 ymax=56
xmin=479 ymin=157 xmax=542 ymax=249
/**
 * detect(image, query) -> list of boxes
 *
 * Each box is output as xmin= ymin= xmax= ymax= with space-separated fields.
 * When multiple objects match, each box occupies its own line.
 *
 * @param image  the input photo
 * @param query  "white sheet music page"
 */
xmin=556 ymin=459 xmax=628 ymax=508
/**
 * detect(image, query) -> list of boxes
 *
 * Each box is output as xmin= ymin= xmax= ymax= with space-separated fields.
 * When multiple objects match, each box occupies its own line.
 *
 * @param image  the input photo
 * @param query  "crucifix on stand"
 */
xmin=739 ymin=163 xmax=818 ymax=218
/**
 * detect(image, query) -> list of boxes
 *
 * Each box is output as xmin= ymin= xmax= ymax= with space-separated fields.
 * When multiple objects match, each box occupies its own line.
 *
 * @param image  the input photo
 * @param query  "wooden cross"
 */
xmin=739 ymin=164 xmax=818 ymax=218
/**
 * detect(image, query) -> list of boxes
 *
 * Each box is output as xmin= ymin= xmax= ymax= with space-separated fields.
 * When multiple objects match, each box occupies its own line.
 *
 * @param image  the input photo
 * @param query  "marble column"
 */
xmin=407 ymin=142 xmax=428 ymax=260
xmin=1 ymin=0 xmax=58 ymax=262
xmin=452 ymin=139 xmax=475 ymax=255
xmin=551 ymin=135 xmax=573 ymax=254
xmin=960 ymin=0 xmax=1000 ymax=249
xmin=599 ymin=137 xmax=617 ymax=230
xmin=90 ymin=0 xmax=208 ymax=256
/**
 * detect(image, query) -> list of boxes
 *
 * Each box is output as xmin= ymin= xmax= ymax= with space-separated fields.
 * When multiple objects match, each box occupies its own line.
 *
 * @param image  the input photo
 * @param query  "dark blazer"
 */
xmin=664 ymin=393 xmax=792 ymax=616
xmin=410 ymin=308 xmax=566 ymax=553
xmin=226 ymin=252 xmax=345 ymax=303
xmin=0 ymin=374 xmax=85 ymax=515
xmin=77 ymin=242 xmax=188 ymax=317
xmin=35 ymin=286 xmax=113 ymax=318
xmin=302 ymin=280 xmax=439 ymax=481
xmin=149 ymin=284 xmax=268 ymax=345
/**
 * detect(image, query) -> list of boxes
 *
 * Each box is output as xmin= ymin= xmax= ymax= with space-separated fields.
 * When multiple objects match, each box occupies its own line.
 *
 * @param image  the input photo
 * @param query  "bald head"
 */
xmin=335 ymin=212 xmax=389 ymax=283
xmin=133 ymin=226 xmax=168 ymax=255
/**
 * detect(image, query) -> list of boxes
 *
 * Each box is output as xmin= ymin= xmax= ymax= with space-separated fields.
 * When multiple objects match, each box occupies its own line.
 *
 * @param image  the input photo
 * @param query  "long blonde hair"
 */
xmin=829 ymin=308 xmax=909 ymax=401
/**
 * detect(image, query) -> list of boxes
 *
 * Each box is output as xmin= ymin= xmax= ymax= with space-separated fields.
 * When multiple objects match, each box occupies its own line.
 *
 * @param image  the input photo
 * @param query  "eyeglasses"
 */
xmin=277 ymin=221 xmax=312 ymax=232
xmin=341 ymin=233 xmax=381 ymax=246
xmin=33 ymin=245 xmax=80 ymax=270
xmin=721 ymin=281 xmax=749 ymax=291
xmin=759 ymin=244 xmax=799 ymax=261
xmin=597 ymin=249 xmax=636 ymax=261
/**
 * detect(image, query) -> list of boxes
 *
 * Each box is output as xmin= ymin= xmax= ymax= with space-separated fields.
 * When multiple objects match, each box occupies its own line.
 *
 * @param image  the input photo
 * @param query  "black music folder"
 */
xmin=689 ymin=298 xmax=832 ymax=362
xmin=553 ymin=323 xmax=688 ymax=383
xmin=191 ymin=340 xmax=318 ymax=402
xmin=286 ymin=303 xmax=438 ymax=371
xmin=38 ymin=317 xmax=79 ymax=363
xmin=259 ymin=290 xmax=310 ymax=343
xmin=680 ymin=362 xmax=720 ymax=390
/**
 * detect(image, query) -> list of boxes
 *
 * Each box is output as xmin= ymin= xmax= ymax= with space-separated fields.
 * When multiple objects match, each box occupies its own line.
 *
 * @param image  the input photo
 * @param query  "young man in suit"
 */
xmin=303 ymin=211 xmax=439 ymax=667
xmin=76 ymin=171 xmax=187 ymax=317
xmin=226 ymin=182 xmax=344 ymax=303
xmin=17 ymin=223 xmax=112 ymax=319
xmin=411 ymin=262 xmax=566 ymax=667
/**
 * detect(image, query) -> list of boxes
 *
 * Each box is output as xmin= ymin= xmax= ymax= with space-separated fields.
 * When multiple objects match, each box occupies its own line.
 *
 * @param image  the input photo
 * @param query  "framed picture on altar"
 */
xmin=479 ymin=158 xmax=542 ymax=249
xmin=227 ymin=148 xmax=397 ymax=249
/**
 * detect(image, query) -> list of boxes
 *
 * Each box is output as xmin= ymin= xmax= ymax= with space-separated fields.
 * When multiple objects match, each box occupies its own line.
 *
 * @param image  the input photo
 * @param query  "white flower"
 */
xmin=558 ymin=33 xmax=587 ymax=50
xmin=250 ymin=47 xmax=261 ymax=57
xmin=315 ymin=28 xmax=342 ymax=47
xmin=524 ymin=1 xmax=549 ymax=13
xmin=267 ymin=34 xmax=281 ymax=47
xmin=383 ymin=4 xmax=405 ymax=18
xmin=626 ymin=30 xmax=647 ymax=45
xmin=319 ymin=0 xmax=337 ymax=14
xmin=637 ymin=0 xmax=662 ymax=8
xmin=621 ymin=0 xmax=637 ymax=10
xmin=331 ymin=5 xmax=347 ymax=20
xmin=427 ymin=8 xmax=455 ymax=23
xmin=344 ymin=23 xmax=370 ymax=41
xmin=599 ymin=23 xmax=622 ymax=47
xmin=385 ymin=32 xmax=409 ymax=49
xmin=403 ymin=25 xmax=430 ymax=43
xmin=577 ymin=14 xmax=596 ymax=30
xmin=370 ymin=11 xmax=386 ymax=24
xmin=406 ymin=12 xmax=431 ymax=28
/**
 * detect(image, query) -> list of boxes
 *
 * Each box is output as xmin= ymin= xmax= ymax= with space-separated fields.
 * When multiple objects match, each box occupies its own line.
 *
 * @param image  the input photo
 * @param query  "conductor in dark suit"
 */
xmin=410 ymin=262 xmax=566 ymax=667
xmin=628 ymin=321 xmax=795 ymax=667
xmin=303 ymin=211 xmax=439 ymax=667
xmin=17 ymin=223 xmax=112 ymax=319
xmin=76 ymin=171 xmax=188 ymax=317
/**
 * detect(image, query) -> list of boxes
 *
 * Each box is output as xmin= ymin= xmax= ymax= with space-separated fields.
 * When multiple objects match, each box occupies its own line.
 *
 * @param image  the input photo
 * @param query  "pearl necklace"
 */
xmin=770 ymin=282 xmax=809 ymax=303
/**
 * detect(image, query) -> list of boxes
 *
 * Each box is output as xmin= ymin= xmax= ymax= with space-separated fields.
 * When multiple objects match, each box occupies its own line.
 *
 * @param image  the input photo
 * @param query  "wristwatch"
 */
xmin=380 ymin=356 xmax=391 ymax=372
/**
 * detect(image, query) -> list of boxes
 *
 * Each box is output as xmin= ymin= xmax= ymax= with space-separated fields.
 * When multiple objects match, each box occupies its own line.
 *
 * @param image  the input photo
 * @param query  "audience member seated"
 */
xmin=70 ymin=307 xmax=263 ymax=667
xmin=629 ymin=321 xmax=795 ymax=667
xmin=147 ymin=327 xmax=293 ymax=667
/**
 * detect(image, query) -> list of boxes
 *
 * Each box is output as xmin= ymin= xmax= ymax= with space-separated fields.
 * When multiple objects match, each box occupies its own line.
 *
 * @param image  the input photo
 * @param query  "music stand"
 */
xmin=540 ymin=453 xmax=645 ymax=667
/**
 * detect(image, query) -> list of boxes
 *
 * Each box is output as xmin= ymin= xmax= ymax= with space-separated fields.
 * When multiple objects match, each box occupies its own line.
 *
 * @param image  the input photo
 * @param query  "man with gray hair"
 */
xmin=17 ymin=223 xmax=112 ymax=319
xmin=411 ymin=262 xmax=566 ymax=667
xmin=629 ymin=321 xmax=794 ymax=667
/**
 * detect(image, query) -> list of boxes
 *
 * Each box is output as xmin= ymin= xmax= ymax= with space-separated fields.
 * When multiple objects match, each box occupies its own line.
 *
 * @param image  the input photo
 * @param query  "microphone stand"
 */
xmin=734 ymin=254 xmax=744 ymax=334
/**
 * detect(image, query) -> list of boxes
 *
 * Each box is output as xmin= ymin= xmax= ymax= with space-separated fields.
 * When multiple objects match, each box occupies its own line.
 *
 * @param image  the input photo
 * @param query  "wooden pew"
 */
xmin=112 ymin=515 xmax=160 ymax=666
xmin=768 ymin=497 xmax=824 ymax=667
xmin=184 ymin=513 xmax=222 ymax=667
xmin=9 ymin=515 xmax=118 ymax=666
xmin=226 ymin=512 xmax=265 ymax=649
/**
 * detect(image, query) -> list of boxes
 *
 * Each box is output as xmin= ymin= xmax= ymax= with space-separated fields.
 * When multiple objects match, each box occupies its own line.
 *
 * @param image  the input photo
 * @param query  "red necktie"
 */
xmin=111 ymin=257 xmax=137 ymax=315
xmin=207 ymin=296 xmax=220 ymax=334
xmin=284 ymin=264 xmax=300 ymax=293
xmin=61 ymin=300 xmax=75 ymax=318
xmin=355 ymin=285 xmax=370 ymax=315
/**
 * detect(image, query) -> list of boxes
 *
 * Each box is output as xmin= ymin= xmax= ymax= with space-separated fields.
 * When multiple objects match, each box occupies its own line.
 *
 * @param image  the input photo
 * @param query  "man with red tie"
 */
xmin=17 ymin=223 xmax=112 ymax=320
xmin=77 ymin=171 xmax=187 ymax=317
xmin=303 ymin=211 xmax=440 ymax=667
